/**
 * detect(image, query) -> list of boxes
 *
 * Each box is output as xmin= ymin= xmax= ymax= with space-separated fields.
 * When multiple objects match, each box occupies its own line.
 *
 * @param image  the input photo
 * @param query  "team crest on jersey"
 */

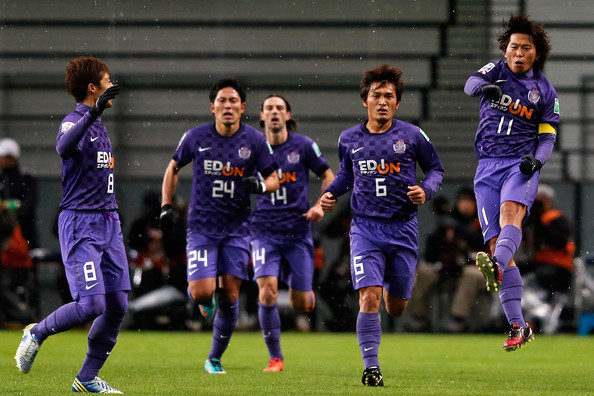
xmin=393 ymin=141 xmax=406 ymax=154
xmin=478 ymin=62 xmax=495 ymax=75
xmin=287 ymin=151 xmax=300 ymax=164
xmin=238 ymin=146 xmax=251 ymax=159
xmin=527 ymin=89 xmax=540 ymax=105
xmin=61 ymin=122 xmax=74 ymax=134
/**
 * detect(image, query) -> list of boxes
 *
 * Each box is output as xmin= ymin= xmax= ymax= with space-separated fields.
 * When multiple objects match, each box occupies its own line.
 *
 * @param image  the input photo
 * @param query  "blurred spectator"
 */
xmin=406 ymin=188 xmax=485 ymax=332
xmin=318 ymin=204 xmax=358 ymax=331
xmin=529 ymin=184 xmax=575 ymax=297
xmin=0 ymin=137 xmax=39 ymax=326
xmin=126 ymin=192 xmax=188 ymax=329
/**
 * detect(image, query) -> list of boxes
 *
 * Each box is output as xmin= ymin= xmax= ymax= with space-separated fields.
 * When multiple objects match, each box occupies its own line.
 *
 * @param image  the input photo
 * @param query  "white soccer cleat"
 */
xmin=72 ymin=375 xmax=123 ymax=393
xmin=15 ymin=323 xmax=42 ymax=373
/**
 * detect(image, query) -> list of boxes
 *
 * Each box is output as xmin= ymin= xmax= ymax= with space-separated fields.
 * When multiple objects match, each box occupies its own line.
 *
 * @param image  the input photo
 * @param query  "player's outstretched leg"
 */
xmin=503 ymin=322 xmax=534 ymax=352
xmin=204 ymin=358 xmax=227 ymax=374
xmin=476 ymin=252 xmax=502 ymax=292
xmin=72 ymin=375 xmax=123 ymax=393
xmin=361 ymin=366 xmax=384 ymax=387
xmin=15 ymin=323 xmax=42 ymax=373
xmin=199 ymin=294 xmax=216 ymax=319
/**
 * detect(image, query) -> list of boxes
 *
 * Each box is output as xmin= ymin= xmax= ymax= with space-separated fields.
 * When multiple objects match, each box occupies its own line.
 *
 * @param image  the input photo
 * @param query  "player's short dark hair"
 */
xmin=498 ymin=13 xmax=551 ymax=71
xmin=259 ymin=94 xmax=298 ymax=132
xmin=360 ymin=64 xmax=404 ymax=102
xmin=65 ymin=57 xmax=109 ymax=103
xmin=209 ymin=78 xmax=246 ymax=103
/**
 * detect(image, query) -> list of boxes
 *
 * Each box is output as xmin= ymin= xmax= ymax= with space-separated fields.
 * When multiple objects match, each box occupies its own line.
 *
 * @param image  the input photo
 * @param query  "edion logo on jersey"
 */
xmin=97 ymin=152 xmax=114 ymax=169
xmin=357 ymin=159 xmax=401 ymax=175
xmin=203 ymin=160 xmax=245 ymax=177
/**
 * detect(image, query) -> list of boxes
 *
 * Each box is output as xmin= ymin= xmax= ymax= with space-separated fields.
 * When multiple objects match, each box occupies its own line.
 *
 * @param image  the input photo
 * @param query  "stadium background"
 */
xmin=1 ymin=0 xmax=593 ymax=322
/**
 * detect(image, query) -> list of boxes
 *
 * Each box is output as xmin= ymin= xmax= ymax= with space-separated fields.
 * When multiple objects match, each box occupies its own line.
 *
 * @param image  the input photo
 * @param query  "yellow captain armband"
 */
xmin=538 ymin=123 xmax=556 ymax=135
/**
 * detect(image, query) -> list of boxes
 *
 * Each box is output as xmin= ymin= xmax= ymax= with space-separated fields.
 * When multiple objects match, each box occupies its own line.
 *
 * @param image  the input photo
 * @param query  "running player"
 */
xmin=160 ymin=78 xmax=279 ymax=374
xmin=465 ymin=14 xmax=559 ymax=351
xmin=320 ymin=65 xmax=444 ymax=386
xmin=250 ymin=94 xmax=334 ymax=372
xmin=15 ymin=56 xmax=128 ymax=393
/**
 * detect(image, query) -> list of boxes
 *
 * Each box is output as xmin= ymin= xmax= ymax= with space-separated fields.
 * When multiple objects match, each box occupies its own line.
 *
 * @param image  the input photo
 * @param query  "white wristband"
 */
xmin=260 ymin=182 xmax=267 ymax=193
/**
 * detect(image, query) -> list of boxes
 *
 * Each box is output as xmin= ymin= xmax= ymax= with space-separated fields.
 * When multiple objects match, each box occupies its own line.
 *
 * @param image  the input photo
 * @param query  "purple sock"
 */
xmin=258 ymin=302 xmax=283 ymax=360
xmin=32 ymin=294 xmax=105 ymax=341
xmin=357 ymin=312 xmax=381 ymax=369
xmin=500 ymin=266 xmax=526 ymax=327
xmin=78 ymin=292 xmax=128 ymax=382
xmin=208 ymin=299 xmax=239 ymax=360
xmin=494 ymin=225 xmax=522 ymax=270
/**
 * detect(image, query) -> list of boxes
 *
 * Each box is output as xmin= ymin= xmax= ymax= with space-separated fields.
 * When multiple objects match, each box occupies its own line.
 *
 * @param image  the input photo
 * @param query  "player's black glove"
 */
xmin=519 ymin=154 xmax=542 ymax=176
xmin=481 ymin=84 xmax=503 ymax=101
xmin=241 ymin=176 xmax=266 ymax=194
xmin=90 ymin=84 xmax=121 ymax=118
xmin=159 ymin=204 xmax=174 ymax=230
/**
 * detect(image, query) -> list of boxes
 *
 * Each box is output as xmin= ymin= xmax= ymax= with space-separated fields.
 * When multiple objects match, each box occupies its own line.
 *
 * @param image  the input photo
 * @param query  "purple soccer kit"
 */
xmin=325 ymin=119 xmax=443 ymax=369
xmin=250 ymin=132 xmax=330 ymax=289
xmin=468 ymin=59 xmax=560 ymax=328
xmin=471 ymin=59 xmax=560 ymax=242
xmin=173 ymin=122 xmax=277 ymax=281
xmin=28 ymin=103 xmax=130 ymax=382
xmin=172 ymin=122 xmax=277 ymax=362
xmin=250 ymin=133 xmax=329 ymax=361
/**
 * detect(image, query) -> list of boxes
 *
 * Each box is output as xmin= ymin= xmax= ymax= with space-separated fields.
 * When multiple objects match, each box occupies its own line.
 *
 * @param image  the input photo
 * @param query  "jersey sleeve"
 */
xmin=324 ymin=133 xmax=353 ymax=198
xmin=172 ymin=131 xmax=194 ymax=168
xmin=415 ymin=128 xmax=444 ymax=201
xmin=254 ymin=137 xmax=278 ymax=177
xmin=303 ymin=137 xmax=330 ymax=177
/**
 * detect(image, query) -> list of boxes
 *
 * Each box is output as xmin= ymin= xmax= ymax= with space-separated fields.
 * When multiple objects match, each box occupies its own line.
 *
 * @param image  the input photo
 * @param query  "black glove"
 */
xmin=519 ymin=154 xmax=542 ymax=176
xmin=159 ymin=204 xmax=174 ymax=230
xmin=90 ymin=84 xmax=121 ymax=117
xmin=481 ymin=84 xmax=502 ymax=101
xmin=241 ymin=176 xmax=266 ymax=194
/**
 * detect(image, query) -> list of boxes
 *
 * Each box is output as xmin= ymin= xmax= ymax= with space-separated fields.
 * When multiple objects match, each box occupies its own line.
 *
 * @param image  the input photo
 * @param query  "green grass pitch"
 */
xmin=1 ymin=329 xmax=593 ymax=395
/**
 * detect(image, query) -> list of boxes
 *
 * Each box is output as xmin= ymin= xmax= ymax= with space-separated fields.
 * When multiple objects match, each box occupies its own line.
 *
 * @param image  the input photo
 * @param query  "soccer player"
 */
xmin=160 ymin=78 xmax=279 ymax=374
xmin=250 ymin=94 xmax=335 ymax=372
xmin=465 ymin=14 xmax=559 ymax=351
xmin=320 ymin=65 xmax=444 ymax=386
xmin=15 ymin=57 xmax=128 ymax=393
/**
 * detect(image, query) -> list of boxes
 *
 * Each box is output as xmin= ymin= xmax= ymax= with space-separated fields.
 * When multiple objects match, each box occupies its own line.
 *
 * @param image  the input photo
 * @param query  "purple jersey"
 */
xmin=173 ymin=122 xmax=277 ymax=236
xmin=57 ymin=104 xmax=117 ymax=210
xmin=326 ymin=120 xmax=444 ymax=220
xmin=472 ymin=60 xmax=560 ymax=159
xmin=250 ymin=132 xmax=330 ymax=238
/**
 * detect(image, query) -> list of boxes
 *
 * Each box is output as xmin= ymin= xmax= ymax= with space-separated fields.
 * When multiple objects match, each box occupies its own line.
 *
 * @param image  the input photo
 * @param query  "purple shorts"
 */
xmin=349 ymin=216 xmax=418 ymax=299
xmin=186 ymin=230 xmax=250 ymax=281
xmin=251 ymin=235 xmax=314 ymax=292
xmin=474 ymin=158 xmax=538 ymax=242
xmin=58 ymin=210 xmax=130 ymax=301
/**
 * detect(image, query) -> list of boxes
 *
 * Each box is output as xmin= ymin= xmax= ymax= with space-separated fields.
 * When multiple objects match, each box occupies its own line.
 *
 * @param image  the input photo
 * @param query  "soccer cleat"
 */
xmin=15 ymin=323 xmax=42 ymax=373
xmin=503 ymin=323 xmax=534 ymax=352
xmin=204 ymin=358 xmax=226 ymax=374
xmin=199 ymin=294 xmax=216 ymax=319
xmin=263 ymin=357 xmax=284 ymax=372
xmin=72 ymin=375 xmax=123 ymax=393
xmin=361 ymin=366 xmax=384 ymax=387
xmin=476 ymin=252 xmax=502 ymax=292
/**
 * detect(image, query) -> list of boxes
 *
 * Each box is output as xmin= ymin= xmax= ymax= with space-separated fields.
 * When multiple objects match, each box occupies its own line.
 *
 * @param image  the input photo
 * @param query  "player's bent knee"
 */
xmin=78 ymin=294 xmax=107 ymax=319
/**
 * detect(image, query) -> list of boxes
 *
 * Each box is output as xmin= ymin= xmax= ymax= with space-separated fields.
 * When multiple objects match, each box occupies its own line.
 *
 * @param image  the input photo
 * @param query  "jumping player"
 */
xmin=250 ymin=94 xmax=334 ymax=372
xmin=320 ymin=65 xmax=444 ymax=386
xmin=465 ymin=14 xmax=559 ymax=351
xmin=160 ymin=78 xmax=279 ymax=375
xmin=15 ymin=57 xmax=128 ymax=393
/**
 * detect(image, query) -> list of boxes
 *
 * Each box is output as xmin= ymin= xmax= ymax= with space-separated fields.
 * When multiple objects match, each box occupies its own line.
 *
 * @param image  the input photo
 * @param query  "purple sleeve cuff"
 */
xmin=535 ymin=132 xmax=556 ymax=166
xmin=464 ymin=75 xmax=487 ymax=97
